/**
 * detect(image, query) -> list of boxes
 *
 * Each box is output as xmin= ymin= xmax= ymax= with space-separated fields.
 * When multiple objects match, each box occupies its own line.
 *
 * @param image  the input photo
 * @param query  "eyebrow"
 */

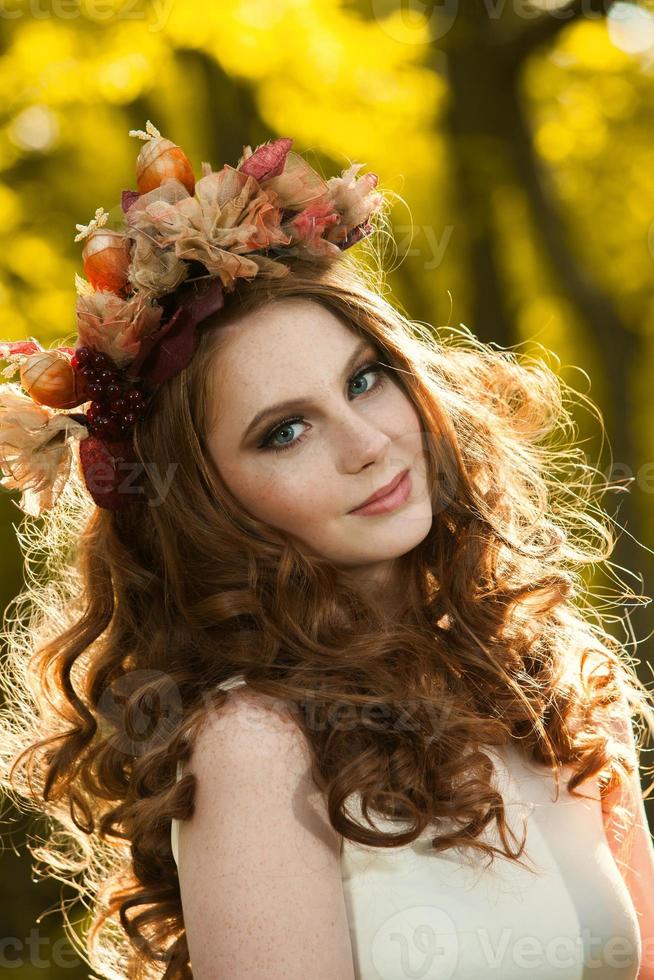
xmin=240 ymin=338 xmax=375 ymax=445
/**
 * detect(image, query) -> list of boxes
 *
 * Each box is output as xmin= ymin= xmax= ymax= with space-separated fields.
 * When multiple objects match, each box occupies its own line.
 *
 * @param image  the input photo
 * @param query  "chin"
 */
xmin=337 ymin=508 xmax=433 ymax=565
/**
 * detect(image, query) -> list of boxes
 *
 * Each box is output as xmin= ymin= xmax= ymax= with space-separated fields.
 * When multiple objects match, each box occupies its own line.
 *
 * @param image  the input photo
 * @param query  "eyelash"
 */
xmin=258 ymin=360 xmax=389 ymax=454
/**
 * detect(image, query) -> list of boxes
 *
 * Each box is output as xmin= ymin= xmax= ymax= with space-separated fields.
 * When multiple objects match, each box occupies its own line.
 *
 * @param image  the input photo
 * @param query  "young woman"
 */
xmin=0 ymin=127 xmax=653 ymax=980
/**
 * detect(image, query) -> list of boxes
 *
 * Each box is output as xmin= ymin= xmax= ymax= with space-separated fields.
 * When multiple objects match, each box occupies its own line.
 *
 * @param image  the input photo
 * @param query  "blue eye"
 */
xmin=259 ymin=360 xmax=389 ymax=454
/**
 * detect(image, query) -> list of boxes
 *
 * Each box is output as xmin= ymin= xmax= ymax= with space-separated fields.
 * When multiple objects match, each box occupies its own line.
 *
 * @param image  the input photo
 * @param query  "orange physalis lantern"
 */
xmin=128 ymin=119 xmax=195 ymax=195
xmin=74 ymin=207 xmax=131 ymax=295
xmin=20 ymin=349 xmax=89 ymax=410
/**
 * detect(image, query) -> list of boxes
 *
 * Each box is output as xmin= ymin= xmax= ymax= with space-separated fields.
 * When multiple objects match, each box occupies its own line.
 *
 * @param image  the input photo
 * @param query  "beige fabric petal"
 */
xmin=0 ymin=384 xmax=89 ymax=516
xmin=76 ymin=291 xmax=164 ymax=367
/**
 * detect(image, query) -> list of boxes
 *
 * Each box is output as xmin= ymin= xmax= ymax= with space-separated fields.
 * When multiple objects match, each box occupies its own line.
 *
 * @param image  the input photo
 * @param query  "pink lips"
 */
xmin=348 ymin=468 xmax=411 ymax=516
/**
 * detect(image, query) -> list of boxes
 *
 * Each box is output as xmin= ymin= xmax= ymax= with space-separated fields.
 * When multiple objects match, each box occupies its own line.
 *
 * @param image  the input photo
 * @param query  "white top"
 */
xmin=170 ymin=675 xmax=641 ymax=979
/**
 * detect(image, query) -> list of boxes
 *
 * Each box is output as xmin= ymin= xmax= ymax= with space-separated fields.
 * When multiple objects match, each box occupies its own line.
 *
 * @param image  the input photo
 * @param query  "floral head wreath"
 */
xmin=0 ymin=120 xmax=384 ymax=516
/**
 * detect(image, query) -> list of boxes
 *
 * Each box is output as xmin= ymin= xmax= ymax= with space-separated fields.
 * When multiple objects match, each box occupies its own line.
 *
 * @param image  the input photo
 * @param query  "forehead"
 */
xmin=217 ymin=296 xmax=357 ymax=370
xmin=214 ymin=296 xmax=361 ymax=384
xmin=207 ymin=297 xmax=367 ymax=440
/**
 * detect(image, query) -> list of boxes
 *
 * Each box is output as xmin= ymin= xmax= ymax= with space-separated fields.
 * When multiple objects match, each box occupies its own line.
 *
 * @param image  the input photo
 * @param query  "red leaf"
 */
xmin=239 ymin=138 xmax=293 ymax=183
xmin=340 ymin=221 xmax=373 ymax=251
xmin=121 ymin=189 xmax=140 ymax=213
xmin=125 ymin=306 xmax=183 ymax=381
xmin=0 ymin=340 xmax=42 ymax=358
xmin=78 ymin=435 xmax=139 ymax=510
xmin=126 ymin=276 xmax=225 ymax=386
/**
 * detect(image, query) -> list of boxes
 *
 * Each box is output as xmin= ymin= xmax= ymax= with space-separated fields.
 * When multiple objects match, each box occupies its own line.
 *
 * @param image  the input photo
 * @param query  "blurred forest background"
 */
xmin=1 ymin=0 xmax=654 ymax=975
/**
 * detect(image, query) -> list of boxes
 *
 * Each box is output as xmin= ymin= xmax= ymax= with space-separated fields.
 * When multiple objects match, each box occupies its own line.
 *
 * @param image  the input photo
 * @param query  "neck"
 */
xmin=338 ymin=557 xmax=412 ymax=618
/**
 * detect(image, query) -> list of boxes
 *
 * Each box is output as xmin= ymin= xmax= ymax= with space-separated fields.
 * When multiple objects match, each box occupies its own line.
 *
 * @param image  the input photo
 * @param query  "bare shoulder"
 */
xmin=177 ymin=685 xmax=354 ymax=979
xmin=188 ymin=684 xmax=319 ymax=794
xmin=199 ymin=683 xmax=311 ymax=751
xmin=186 ymin=684 xmax=330 ymax=847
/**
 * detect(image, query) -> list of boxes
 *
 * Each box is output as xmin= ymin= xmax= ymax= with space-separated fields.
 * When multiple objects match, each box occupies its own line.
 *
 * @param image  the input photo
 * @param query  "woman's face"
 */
xmin=206 ymin=296 xmax=433 ymax=581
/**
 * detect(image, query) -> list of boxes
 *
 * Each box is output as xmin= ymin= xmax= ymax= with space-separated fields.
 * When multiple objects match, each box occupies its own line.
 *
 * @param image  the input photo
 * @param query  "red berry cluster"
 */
xmin=71 ymin=346 xmax=148 ymax=441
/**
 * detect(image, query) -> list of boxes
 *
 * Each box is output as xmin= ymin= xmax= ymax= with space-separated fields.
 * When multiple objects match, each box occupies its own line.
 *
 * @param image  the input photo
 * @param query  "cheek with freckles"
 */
xmin=217 ymin=457 xmax=338 ymax=544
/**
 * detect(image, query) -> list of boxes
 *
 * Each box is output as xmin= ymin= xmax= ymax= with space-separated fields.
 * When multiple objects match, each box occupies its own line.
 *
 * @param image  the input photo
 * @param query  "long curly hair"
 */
xmin=1 ymin=252 xmax=653 ymax=979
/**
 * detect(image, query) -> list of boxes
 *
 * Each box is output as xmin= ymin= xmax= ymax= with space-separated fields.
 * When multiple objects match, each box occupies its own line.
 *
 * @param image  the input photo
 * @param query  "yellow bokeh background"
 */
xmin=2 ymin=3 xmax=654 ymax=974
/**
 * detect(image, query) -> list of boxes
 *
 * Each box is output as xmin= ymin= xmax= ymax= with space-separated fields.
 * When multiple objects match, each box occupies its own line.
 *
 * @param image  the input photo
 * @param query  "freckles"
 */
xmin=268 ymin=476 xmax=325 ymax=524
xmin=249 ymin=470 xmax=299 ymax=521
xmin=243 ymin=474 xmax=275 ymax=509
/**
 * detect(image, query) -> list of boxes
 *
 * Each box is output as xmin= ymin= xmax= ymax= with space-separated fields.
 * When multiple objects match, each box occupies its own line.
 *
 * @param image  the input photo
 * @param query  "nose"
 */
xmin=333 ymin=406 xmax=393 ymax=474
